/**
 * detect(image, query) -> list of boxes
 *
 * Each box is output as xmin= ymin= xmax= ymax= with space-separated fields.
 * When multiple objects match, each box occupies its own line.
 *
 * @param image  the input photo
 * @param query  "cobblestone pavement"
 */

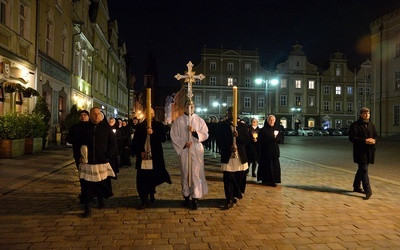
xmin=0 ymin=141 xmax=400 ymax=249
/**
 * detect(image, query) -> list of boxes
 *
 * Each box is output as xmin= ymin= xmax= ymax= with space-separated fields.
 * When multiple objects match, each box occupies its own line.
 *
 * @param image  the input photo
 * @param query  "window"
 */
xmin=394 ymin=105 xmax=400 ymax=126
xmin=335 ymin=101 xmax=342 ymax=111
xmin=244 ymin=97 xmax=251 ymax=108
xmin=396 ymin=43 xmax=400 ymax=58
xmin=245 ymin=63 xmax=251 ymax=72
xmin=0 ymin=1 xmax=5 ymax=24
xmin=19 ymin=4 xmax=25 ymax=37
xmin=45 ymin=21 xmax=53 ymax=55
xmin=358 ymin=101 xmax=363 ymax=111
xmin=308 ymin=80 xmax=315 ymax=89
xmin=227 ymin=63 xmax=234 ymax=71
xmin=347 ymin=86 xmax=353 ymax=95
xmin=324 ymin=85 xmax=330 ymax=94
xmin=209 ymin=94 xmax=217 ymax=104
xmin=324 ymin=101 xmax=330 ymax=111
xmin=226 ymin=96 xmax=233 ymax=107
xmin=295 ymin=80 xmax=301 ymax=89
xmin=194 ymin=95 xmax=202 ymax=106
xmin=281 ymin=79 xmax=287 ymax=88
xmin=366 ymin=87 xmax=370 ymax=96
xmin=358 ymin=87 xmax=364 ymax=95
xmin=295 ymin=96 xmax=301 ymax=106
xmin=227 ymin=77 xmax=233 ymax=86
xmin=335 ymin=86 xmax=341 ymax=95
xmin=280 ymin=95 xmax=287 ymax=106
xmin=195 ymin=79 xmax=202 ymax=85
xmin=210 ymin=76 xmax=216 ymax=86
xmin=245 ymin=78 xmax=251 ymax=87
xmin=347 ymin=102 xmax=353 ymax=112
xmin=395 ymin=71 xmax=400 ymax=90
xmin=308 ymin=96 xmax=314 ymax=107
xmin=210 ymin=62 xmax=216 ymax=70
xmin=61 ymin=34 xmax=67 ymax=66
xmin=258 ymin=97 xmax=264 ymax=108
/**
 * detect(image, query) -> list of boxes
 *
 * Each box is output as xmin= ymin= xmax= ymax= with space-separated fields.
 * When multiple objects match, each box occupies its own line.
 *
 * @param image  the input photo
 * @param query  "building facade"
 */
xmin=371 ymin=9 xmax=400 ymax=137
xmin=0 ymin=0 xmax=130 ymax=144
xmin=0 ymin=0 xmax=37 ymax=115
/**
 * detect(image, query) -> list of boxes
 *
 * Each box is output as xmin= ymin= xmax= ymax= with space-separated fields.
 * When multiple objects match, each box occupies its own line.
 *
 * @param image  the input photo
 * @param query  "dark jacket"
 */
xmin=258 ymin=123 xmax=281 ymax=161
xmin=349 ymin=119 xmax=378 ymax=164
xmin=79 ymin=121 xmax=118 ymax=164
xmin=216 ymin=120 xmax=250 ymax=164
xmin=246 ymin=125 xmax=260 ymax=162
xmin=66 ymin=121 xmax=89 ymax=161
xmin=134 ymin=119 xmax=171 ymax=186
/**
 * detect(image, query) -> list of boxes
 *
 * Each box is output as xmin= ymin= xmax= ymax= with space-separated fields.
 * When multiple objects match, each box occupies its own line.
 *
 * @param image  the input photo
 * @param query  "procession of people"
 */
xmin=65 ymin=63 xmax=374 ymax=218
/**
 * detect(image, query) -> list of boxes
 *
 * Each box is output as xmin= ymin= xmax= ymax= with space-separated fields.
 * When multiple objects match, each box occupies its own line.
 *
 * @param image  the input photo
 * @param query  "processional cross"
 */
xmin=175 ymin=61 xmax=205 ymax=187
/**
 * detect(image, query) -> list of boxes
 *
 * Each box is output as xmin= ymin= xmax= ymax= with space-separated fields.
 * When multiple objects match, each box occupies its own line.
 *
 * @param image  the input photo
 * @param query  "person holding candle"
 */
xmin=133 ymin=108 xmax=172 ymax=209
xmin=257 ymin=115 xmax=282 ymax=187
xmin=246 ymin=118 xmax=260 ymax=178
xmin=170 ymin=100 xmax=209 ymax=210
xmin=216 ymin=107 xmax=250 ymax=210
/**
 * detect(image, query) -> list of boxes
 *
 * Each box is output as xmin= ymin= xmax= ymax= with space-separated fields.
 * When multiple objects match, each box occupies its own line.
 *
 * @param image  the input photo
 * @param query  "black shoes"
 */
xmin=353 ymin=187 xmax=365 ymax=194
xmin=82 ymin=208 xmax=91 ymax=218
xmin=222 ymin=200 xmax=234 ymax=210
xmin=183 ymin=197 xmax=190 ymax=207
xmin=97 ymin=199 xmax=105 ymax=209
xmin=192 ymin=199 xmax=199 ymax=210
xmin=365 ymin=192 xmax=372 ymax=200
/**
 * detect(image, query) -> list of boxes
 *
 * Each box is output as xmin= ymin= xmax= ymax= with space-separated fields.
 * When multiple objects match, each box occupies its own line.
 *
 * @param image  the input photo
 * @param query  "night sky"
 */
xmin=108 ymin=0 xmax=400 ymax=89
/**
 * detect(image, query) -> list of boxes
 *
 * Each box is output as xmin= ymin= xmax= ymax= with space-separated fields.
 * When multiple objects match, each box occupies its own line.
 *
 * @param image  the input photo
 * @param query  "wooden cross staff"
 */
xmin=174 ymin=61 xmax=205 ymax=188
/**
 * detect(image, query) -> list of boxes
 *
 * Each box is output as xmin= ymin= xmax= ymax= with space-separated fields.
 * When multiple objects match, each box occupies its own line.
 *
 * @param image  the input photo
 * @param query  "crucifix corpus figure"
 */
xmin=171 ymin=61 xmax=209 ymax=210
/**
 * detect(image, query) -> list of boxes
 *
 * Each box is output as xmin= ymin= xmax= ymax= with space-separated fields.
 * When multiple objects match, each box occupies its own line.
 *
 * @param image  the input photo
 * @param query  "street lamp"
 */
xmin=255 ymin=78 xmax=279 ymax=115
xmin=196 ymin=107 xmax=207 ymax=118
xmin=291 ymin=107 xmax=301 ymax=131
xmin=213 ymin=101 xmax=226 ymax=121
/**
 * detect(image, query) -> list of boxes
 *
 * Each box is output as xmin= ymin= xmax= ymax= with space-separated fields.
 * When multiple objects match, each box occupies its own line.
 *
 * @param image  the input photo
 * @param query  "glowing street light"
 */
xmin=255 ymin=77 xmax=279 ymax=115
xmin=213 ymin=101 xmax=226 ymax=120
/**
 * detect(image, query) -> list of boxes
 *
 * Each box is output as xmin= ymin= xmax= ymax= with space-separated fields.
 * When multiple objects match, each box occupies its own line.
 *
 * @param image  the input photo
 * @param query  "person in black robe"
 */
xmin=133 ymin=108 xmax=172 ymax=209
xmin=257 ymin=115 xmax=282 ymax=187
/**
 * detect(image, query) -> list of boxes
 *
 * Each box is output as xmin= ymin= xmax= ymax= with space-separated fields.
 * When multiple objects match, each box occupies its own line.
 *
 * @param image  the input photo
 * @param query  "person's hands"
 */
xmin=185 ymin=141 xmax=192 ymax=148
xmin=188 ymin=125 xmax=195 ymax=133
xmin=141 ymin=152 xmax=146 ymax=159
xmin=147 ymin=128 xmax=153 ymax=134
xmin=232 ymin=130 xmax=238 ymax=137
xmin=366 ymin=138 xmax=376 ymax=145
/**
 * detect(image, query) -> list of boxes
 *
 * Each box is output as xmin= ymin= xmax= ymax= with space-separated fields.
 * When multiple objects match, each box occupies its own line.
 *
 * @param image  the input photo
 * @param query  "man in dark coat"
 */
xmin=349 ymin=107 xmax=377 ymax=200
xmin=216 ymin=107 xmax=250 ymax=209
xmin=78 ymin=107 xmax=118 ymax=217
xmin=134 ymin=108 xmax=172 ymax=209
xmin=66 ymin=110 xmax=90 ymax=169
xmin=257 ymin=115 xmax=282 ymax=187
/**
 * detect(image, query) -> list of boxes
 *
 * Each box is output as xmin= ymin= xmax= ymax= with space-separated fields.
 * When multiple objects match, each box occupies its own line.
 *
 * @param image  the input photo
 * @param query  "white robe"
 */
xmin=170 ymin=113 xmax=209 ymax=199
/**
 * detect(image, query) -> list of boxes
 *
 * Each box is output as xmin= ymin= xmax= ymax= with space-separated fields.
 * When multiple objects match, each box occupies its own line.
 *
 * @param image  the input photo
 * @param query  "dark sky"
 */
xmin=108 ymin=0 xmax=400 ymax=89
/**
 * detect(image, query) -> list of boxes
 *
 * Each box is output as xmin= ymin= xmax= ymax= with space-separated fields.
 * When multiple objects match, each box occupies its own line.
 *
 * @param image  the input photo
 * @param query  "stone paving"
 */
xmin=0 ymin=141 xmax=400 ymax=249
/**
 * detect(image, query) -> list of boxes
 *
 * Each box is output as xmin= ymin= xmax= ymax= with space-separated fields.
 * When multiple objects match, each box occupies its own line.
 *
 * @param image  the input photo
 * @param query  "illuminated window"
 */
xmin=308 ymin=80 xmax=315 ymax=89
xmin=335 ymin=86 xmax=341 ymax=95
xmin=295 ymin=80 xmax=301 ymax=89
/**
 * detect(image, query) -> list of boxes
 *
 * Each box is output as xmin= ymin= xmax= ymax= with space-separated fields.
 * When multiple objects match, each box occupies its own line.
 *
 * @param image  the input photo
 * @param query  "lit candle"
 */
xmin=233 ymin=86 xmax=238 ymax=127
xmin=146 ymin=88 xmax=151 ymax=128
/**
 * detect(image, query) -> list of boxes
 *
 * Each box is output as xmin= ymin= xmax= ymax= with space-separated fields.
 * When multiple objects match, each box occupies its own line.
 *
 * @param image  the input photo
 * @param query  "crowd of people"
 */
xmin=67 ymin=104 xmax=375 ymax=217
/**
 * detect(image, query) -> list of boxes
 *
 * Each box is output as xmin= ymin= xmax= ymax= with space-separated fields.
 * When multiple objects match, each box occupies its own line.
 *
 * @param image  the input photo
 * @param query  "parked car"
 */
xmin=297 ymin=127 xmax=314 ymax=136
xmin=327 ymin=128 xmax=343 ymax=136
xmin=340 ymin=127 xmax=349 ymax=136
xmin=315 ymin=129 xmax=329 ymax=136
xmin=284 ymin=128 xmax=297 ymax=136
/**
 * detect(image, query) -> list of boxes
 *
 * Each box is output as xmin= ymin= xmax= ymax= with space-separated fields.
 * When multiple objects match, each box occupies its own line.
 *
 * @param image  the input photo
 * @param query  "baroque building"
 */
xmin=371 ymin=8 xmax=400 ymax=137
xmin=0 ymin=0 xmax=130 ymax=145
xmin=0 ymin=0 xmax=37 ymax=115
xmin=192 ymin=47 xmax=270 ymax=125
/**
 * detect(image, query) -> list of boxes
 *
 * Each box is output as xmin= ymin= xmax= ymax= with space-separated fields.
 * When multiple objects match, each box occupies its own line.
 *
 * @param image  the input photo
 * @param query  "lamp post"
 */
xmin=255 ymin=78 xmax=278 ymax=115
xmin=213 ymin=101 xmax=226 ymax=121
xmin=291 ymin=107 xmax=301 ymax=131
